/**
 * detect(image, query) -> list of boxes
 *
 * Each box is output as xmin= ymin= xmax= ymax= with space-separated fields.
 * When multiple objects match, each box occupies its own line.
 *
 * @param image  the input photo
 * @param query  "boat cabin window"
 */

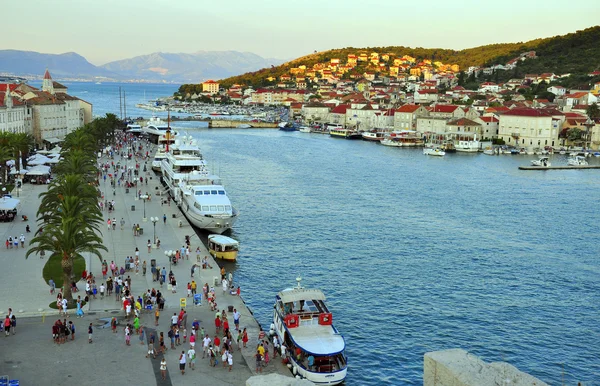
xmin=210 ymin=205 xmax=217 ymax=211
xmin=203 ymin=190 xmax=210 ymax=195
xmin=218 ymin=205 xmax=224 ymax=212
xmin=194 ymin=202 xmax=201 ymax=209
xmin=211 ymin=190 xmax=217 ymax=195
xmin=225 ymin=205 xmax=231 ymax=211
xmin=218 ymin=190 xmax=225 ymax=195
xmin=195 ymin=191 xmax=203 ymax=196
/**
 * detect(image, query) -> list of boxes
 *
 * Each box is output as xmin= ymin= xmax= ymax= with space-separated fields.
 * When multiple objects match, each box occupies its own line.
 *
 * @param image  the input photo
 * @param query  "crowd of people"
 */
xmin=14 ymin=131 xmax=280 ymax=382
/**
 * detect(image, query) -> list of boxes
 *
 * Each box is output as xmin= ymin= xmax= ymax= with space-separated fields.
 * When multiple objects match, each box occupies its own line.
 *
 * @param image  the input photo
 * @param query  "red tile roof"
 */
xmin=0 ymin=84 xmax=18 ymax=92
xmin=330 ymin=104 xmax=349 ymax=114
xmin=502 ymin=108 xmax=554 ymax=117
xmin=43 ymin=70 xmax=52 ymax=80
xmin=431 ymin=105 xmax=459 ymax=113
xmin=479 ymin=116 xmax=499 ymax=123
xmin=396 ymin=104 xmax=421 ymax=113
xmin=447 ymin=118 xmax=481 ymax=126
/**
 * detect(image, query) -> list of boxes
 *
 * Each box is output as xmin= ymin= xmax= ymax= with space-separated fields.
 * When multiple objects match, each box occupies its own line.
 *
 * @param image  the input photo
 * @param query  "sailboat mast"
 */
xmin=119 ymin=87 xmax=123 ymax=120
xmin=124 ymin=91 xmax=127 ymax=120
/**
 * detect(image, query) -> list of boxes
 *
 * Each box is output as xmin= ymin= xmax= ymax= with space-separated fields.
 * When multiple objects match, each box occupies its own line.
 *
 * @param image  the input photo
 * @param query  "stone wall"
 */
xmin=424 ymin=349 xmax=548 ymax=386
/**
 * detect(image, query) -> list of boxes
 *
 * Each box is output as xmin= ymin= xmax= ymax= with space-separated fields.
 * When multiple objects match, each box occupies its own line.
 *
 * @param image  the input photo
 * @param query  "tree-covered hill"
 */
xmin=178 ymin=26 xmax=600 ymax=91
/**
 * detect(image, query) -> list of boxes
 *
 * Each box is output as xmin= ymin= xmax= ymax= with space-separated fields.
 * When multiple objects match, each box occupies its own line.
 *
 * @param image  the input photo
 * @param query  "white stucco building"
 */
xmin=0 ymin=84 xmax=31 ymax=133
xmin=11 ymin=70 xmax=92 ymax=144
xmin=498 ymin=108 xmax=561 ymax=148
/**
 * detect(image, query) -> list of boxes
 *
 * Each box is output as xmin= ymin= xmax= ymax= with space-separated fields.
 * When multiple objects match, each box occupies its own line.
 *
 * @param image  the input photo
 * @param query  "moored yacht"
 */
xmin=361 ymin=130 xmax=386 ymax=141
xmin=161 ymin=137 xmax=237 ymax=234
xmin=271 ymin=277 xmax=347 ymax=385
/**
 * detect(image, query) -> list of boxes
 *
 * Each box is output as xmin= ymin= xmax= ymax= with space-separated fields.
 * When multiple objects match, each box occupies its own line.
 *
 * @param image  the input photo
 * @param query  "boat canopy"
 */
xmin=277 ymin=288 xmax=326 ymax=304
xmin=208 ymin=235 xmax=239 ymax=247
xmin=288 ymin=324 xmax=345 ymax=356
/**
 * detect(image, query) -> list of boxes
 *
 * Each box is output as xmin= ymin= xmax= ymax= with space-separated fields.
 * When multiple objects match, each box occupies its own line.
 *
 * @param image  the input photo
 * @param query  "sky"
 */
xmin=3 ymin=0 xmax=599 ymax=65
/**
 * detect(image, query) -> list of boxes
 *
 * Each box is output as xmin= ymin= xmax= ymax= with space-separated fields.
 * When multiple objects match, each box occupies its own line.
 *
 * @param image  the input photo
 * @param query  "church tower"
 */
xmin=42 ymin=69 xmax=55 ymax=95
xmin=4 ymin=87 xmax=12 ymax=108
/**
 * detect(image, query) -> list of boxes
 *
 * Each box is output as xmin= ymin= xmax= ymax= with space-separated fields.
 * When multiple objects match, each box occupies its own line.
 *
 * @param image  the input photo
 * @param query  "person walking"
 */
xmin=187 ymin=346 xmax=196 ymax=370
xmin=160 ymin=357 xmax=167 ymax=381
xmin=179 ymin=351 xmax=186 ymax=375
xmin=4 ymin=315 xmax=11 ymax=336
xmin=69 ymin=320 xmax=75 ymax=341
xmin=88 ymin=323 xmax=93 ymax=343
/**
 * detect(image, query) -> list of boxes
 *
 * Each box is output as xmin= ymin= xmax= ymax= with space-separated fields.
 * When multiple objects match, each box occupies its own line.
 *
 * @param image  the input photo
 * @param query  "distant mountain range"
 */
xmin=0 ymin=50 xmax=285 ymax=83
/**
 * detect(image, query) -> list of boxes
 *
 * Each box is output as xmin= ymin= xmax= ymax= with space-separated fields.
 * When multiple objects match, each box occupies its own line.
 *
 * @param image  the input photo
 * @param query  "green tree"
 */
xmin=586 ymin=102 xmax=600 ymax=119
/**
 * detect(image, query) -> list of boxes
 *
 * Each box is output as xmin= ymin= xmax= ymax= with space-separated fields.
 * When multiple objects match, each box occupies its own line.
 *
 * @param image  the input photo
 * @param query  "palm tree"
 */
xmin=26 ymin=200 xmax=106 ymax=303
xmin=53 ymin=151 xmax=97 ymax=182
xmin=0 ymin=145 xmax=12 ymax=185
xmin=62 ymin=129 xmax=96 ymax=154
xmin=38 ymin=174 xmax=102 ymax=228
xmin=10 ymin=133 xmax=33 ymax=173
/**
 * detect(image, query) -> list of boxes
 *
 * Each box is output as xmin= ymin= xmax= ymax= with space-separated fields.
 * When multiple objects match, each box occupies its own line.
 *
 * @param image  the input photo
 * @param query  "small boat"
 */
xmin=299 ymin=126 xmax=312 ymax=133
xmin=531 ymin=157 xmax=551 ymax=167
xmin=208 ymin=235 xmax=239 ymax=262
xmin=423 ymin=148 xmax=445 ymax=156
xmin=361 ymin=131 xmax=385 ymax=141
xmin=441 ymin=142 xmax=456 ymax=153
xmin=271 ymin=277 xmax=347 ymax=385
xmin=236 ymin=124 xmax=252 ymax=129
xmin=278 ymin=122 xmax=298 ymax=131
xmin=594 ymin=152 xmax=600 ymax=157
xmin=483 ymin=147 xmax=494 ymax=155
xmin=567 ymin=155 xmax=588 ymax=166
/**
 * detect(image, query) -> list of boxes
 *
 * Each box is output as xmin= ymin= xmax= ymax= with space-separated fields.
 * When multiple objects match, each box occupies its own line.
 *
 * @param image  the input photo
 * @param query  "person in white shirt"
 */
xmin=187 ymin=347 xmax=196 ymax=370
xmin=171 ymin=313 xmax=178 ymax=326
xmin=202 ymin=335 xmax=211 ymax=358
xmin=99 ymin=283 xmax=105 ymax=298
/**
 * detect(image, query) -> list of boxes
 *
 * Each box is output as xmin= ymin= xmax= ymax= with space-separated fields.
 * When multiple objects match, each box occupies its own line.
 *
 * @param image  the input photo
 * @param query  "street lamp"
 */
xmin=140 ymin=194 xmax=148 ymax=221
xmin=165 ymin=249 xmax=174 ymax=271
xmin=150 ymin=216 xmax=158 ymax=245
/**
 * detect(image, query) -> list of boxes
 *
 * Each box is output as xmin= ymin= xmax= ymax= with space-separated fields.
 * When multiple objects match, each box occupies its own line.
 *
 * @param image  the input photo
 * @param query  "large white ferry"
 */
xmin=271 ymin=277 xmax=347 ymax=385
xmin=160 ymin=137 xmax=237 ymax=234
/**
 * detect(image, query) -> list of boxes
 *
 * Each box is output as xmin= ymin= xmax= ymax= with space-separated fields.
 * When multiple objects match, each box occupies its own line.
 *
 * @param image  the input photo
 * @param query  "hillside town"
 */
xmin=173 ymin=50 xmax=600 ymax=151
xmin=0 ymin=70 xmax=93 ymax=145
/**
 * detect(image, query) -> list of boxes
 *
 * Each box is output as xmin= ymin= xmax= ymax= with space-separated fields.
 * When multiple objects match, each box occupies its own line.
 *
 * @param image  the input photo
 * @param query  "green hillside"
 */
xmin=178 ymin=26 xmax=600 ymax=92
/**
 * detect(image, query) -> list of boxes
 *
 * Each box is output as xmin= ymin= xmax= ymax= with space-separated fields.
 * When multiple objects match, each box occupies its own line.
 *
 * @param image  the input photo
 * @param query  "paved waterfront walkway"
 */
xmin=0 ymin=145 xmax=290 ymax=384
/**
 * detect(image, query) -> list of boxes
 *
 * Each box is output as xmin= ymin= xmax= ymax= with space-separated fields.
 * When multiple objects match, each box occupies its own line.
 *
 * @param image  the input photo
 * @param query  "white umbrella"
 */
xmin=26 ymin=165 xmax=51 ymax=176
xmin=9 ymin=167 xmax=28 ymax=175
xmin=0 ymin=196 xmax=20 ymax=211
xmin=28 ymin=154 xmax=52 ymax=165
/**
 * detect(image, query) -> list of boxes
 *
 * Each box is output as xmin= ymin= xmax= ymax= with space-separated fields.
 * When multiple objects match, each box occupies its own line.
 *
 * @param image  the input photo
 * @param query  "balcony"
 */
xmin=511 ymin=132 xmax=520 ymax=138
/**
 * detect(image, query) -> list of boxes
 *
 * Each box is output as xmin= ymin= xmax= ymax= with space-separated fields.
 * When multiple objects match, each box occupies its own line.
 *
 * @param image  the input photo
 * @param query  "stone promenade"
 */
xmin=0 ymin=146 xmax=290 ymax=385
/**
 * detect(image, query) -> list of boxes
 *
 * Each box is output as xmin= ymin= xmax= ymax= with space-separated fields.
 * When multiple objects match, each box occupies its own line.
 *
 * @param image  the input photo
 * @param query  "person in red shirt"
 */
xmin=214 ymin=335 xmax=221 ymax=354
xmin=215 ymin=316 xmax=221 ymax=334
xmin=223 ymin=318 xmax=229 ymax=333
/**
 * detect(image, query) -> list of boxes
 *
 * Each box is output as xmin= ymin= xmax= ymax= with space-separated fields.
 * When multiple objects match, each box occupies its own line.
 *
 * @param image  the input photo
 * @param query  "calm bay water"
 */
xmin=47 ymin=82 xmax=600 ymax=384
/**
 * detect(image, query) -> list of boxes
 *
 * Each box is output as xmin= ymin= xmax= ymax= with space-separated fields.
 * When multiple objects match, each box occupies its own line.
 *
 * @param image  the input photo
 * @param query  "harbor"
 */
xmin=3 ymin=78 xmax=598 ymax=384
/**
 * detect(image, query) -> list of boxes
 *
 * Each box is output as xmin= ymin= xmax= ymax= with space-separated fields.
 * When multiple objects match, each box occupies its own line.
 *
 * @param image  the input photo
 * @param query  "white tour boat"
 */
xmin=423 ymin=148 xmax=446 ymax=156
xmin=531 ymin=157 xmax=551 ymax=167
xmin=161 ymin=137 xmax=237 ymax=234
xmin=271 ymin=277 xmax=347 ymax=385
xmin=454 ymin=134 xmax=480 ymax=152
xmin=361 ymin=131 xmax=385 ymax=141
